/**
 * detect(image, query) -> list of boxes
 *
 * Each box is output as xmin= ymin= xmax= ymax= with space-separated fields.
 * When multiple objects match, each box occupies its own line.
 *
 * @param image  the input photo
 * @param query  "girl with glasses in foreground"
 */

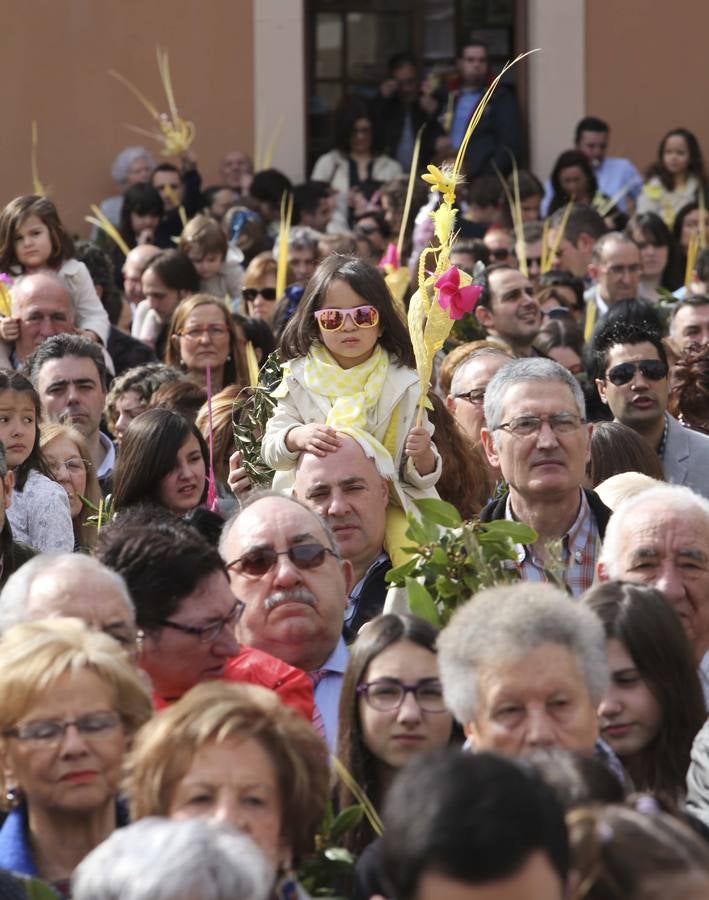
xmin=336 ymin=614 xmax=454 ymax=859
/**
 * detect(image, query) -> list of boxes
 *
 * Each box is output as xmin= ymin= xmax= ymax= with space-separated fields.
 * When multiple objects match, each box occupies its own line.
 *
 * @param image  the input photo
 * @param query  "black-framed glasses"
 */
xmin=356 ymin=678 xmax=447 ymax=713
xmin=454 ymin=388 xmax=485 ymax=406
xmin=160 ymin=599 xmax=245 ymax=642
xmin=605 ymin=359 xmax=667 ymax=386
xmin=495 ymin=413 xmax=585 ymax=436
xmin=226 ymin=543 xmax=338 ymax=579
xmin=179 ymin=325 xmax=228 ymax=342
xmin=242 ymin=287 xmax=277 ymax=303
xmin=4 ymin=711 xmax=122 ymax=747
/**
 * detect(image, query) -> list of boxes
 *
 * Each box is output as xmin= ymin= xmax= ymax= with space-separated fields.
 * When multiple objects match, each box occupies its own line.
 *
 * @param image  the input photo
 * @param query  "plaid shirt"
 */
xmin=505 ymin=490 xmax=600 ymax=597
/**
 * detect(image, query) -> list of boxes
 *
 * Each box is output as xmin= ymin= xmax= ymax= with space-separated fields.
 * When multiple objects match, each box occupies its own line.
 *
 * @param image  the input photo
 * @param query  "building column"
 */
xmin=253 ymin=0 xmax=306 ymax=181
xmin=526 ymin=0 xmax=585 ymax=182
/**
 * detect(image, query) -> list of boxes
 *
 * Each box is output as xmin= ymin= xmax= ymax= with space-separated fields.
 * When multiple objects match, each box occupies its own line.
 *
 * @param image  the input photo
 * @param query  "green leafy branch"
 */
xmin=231 ymin=350 xmax=282 ymax=487
xmin=385 ymin=498 xmax=538 ymax=626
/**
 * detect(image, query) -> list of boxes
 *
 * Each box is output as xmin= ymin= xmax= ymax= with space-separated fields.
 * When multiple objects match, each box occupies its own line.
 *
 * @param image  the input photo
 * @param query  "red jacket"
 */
xmin=151 ymin=645 xmax=314 ymax=721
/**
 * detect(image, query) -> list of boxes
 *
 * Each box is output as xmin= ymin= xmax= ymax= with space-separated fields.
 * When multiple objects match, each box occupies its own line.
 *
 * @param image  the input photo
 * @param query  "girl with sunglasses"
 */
xmin=262 ymin=255 xmax=441 ymax=516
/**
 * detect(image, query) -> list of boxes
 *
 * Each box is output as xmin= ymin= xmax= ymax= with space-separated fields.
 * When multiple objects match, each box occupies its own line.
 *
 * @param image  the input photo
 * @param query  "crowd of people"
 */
xmin=0 ymin=35 xmax=708 ymax=900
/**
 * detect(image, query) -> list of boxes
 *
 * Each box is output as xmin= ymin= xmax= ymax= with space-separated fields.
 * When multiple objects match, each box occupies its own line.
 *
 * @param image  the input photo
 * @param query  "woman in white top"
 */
xmin=311 ymin=98 xmax=402 ymax=232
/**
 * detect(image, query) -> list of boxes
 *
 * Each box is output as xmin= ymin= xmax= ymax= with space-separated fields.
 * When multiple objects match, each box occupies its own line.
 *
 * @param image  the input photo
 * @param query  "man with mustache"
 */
xmin=479 ymin=357 xmax=611 ymax=596
xmin=220 ymin=493 xmax=353 ymax=749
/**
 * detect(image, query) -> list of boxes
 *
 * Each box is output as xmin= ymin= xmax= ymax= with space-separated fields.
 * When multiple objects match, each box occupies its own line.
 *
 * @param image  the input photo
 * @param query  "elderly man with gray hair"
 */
xmin=437 ymin=583 xmax=627 ymax=781
xmin=72 ymin=818 xmax=273 ymax=900
xmin=0 ymin=553 xmax=137 ymax=653
xmin=479 ymin=357 xmax=611 ymax=595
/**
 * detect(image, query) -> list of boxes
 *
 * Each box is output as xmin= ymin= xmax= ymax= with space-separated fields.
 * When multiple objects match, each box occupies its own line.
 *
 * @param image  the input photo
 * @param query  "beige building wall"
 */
xmin=1 ymin=1 xmax=254 ymax=235
xmin=585 ymin=0 xmax=709 ymax=175
xmin=526 ymin=0 xmax=585 ymax=184
xmin=253 ymin=0 xmax=306 ymax=183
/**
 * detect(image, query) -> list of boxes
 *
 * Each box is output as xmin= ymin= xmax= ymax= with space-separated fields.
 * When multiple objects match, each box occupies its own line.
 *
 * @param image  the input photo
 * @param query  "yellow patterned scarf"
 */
xmin=303 ymin=342 xmax=395 ymax=477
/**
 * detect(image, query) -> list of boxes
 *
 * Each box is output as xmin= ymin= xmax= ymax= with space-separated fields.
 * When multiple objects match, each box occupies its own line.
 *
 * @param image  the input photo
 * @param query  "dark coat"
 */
xmin=479 ymin=488 xmax=612 ymax=540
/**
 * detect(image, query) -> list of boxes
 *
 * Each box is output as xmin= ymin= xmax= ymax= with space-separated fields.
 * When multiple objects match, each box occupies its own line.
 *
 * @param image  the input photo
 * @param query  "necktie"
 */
xmin=308 ymin=669 xmax=327 ymax=739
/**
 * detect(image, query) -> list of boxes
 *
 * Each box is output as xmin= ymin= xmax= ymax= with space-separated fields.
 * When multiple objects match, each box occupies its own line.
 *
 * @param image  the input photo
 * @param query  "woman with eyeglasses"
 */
xmin=40 ymin=423 xmax=102 ymax=551
xmin=95 ymin=515 xmax=314 ymax=718
xmin=336 ymin=614 xmax=454 ymax=858
xmin=0 ymin=618 xmax=152 ymax=895
xmin=164 ymin=294 xmax=248 ymax=394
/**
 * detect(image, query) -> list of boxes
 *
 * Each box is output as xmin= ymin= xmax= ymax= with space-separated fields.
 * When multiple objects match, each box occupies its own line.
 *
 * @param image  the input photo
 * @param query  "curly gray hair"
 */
xmin=437 ymin=582 xmax=608 ymax=726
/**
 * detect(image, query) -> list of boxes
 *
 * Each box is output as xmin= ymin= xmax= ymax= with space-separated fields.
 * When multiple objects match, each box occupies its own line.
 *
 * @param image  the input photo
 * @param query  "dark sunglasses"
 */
xmin=606 ymin=359 xmax=668 ymax=386
xmin=489 ymin=247 xmax=512 ymax=261
xmin=226 ymin=543 xmax=338 ymax=578
xmin=242 ymin=287 xmax=277 ymax=303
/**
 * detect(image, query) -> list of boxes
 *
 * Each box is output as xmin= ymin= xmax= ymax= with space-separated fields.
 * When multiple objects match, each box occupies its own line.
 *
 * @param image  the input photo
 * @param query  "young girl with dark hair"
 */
xmin=262 ymin=255 xmax=440 ymax=518
xmin=336 ymin=614 xmax=454 ymax=856
xmin=637 ymin=128 xmax=706 ymax=227
xmin=112 ymin=407 xmax=208 ymax=516
xmin=0 ymin=371 xmax=73 ymax=551
xmin=584 ymin=580 xmax=706 ymax=804
xmin=0 ymin=194 xmax=109 ymax=345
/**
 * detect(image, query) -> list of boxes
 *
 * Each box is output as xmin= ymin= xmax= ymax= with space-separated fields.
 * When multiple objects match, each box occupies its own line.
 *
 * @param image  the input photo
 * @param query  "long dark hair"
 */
xmin=0 ymin=371 xmax=53 ymax=490
xmin=548 ymin=150 xmax=598 ymax=215
xmin=119 ymin=183 xmax=164 ymax=248
xmin=112 ymin=408 xmax=209 ymax=512
xmin=628 ymin=211 xmax=682 ymax=291
xmin=584 ymin=580 xmax=706 ymax=803
xmin=647 ymin=128 xmax=706 ymax=191
xmin=279 ymin=255 xmax=415 ymax=367
xmin=0 ymin=195 xmax=74 ymax=271
xmin=336 ymin=614 xmax=447 ymax=855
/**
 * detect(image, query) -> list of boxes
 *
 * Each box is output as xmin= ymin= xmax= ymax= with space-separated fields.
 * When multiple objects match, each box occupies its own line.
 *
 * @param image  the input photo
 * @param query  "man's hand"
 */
xmin=285 ymin=424 xmax=341 ymax=457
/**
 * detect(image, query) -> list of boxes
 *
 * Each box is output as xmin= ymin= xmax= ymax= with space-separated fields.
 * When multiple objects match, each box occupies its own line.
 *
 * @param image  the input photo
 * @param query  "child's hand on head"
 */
xmin=405 ymin=426 xmax=436 ymax=476
xmin=286 ymin=424 xmax=341 ymax=457
xmin=0 ymin=317 xmax=20 ymax=342
xmin=77 ymin=328 xmax=101 ymax=344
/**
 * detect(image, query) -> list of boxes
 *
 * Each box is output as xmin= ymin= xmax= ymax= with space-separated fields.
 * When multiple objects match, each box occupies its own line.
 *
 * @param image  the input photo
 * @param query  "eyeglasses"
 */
xmin=604 ymin=263 xmax=641 ymax=276
xmin=489 ymin=248 xmax=512 ymax=261
xmin=525 ymin=256 xmax=542 ymax=269
xmin=454 ymin=388 xmax=485 ymax=405
xmin=242 ymin=287 xmax=277 ymax=303
xmin=47 ymin=456 xmax=89 ymax=477
xmin=543 ymin=306 xmax=572 ymax=320
xmin=495 ymin=413 xmax=585 ymax=436
xmin=179 ymin=325 xmax=228 ymax=342
xmin=356 ymin=678 xmax=447 ymax=713
xmin=314 ymin=305 xmax=379 ymax=332
xmin=605 ymin=359 xmax=668 ymax=386
xmin=4 ymin=711 xmax=122 ymax=748
xmin=160 ymin=599 xmax=245 ymax=642
xmin=226 ymin=543 xmax=338 ymax=578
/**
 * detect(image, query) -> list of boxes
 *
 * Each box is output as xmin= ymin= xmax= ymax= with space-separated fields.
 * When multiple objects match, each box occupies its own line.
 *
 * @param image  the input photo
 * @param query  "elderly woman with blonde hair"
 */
xmin=39 ymin=423 xmax=102 ymax=551
xmin=0 ymin=618 xmax=153 ymax=895
xmin=124 ymin=680 xmax=329 ymax=900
